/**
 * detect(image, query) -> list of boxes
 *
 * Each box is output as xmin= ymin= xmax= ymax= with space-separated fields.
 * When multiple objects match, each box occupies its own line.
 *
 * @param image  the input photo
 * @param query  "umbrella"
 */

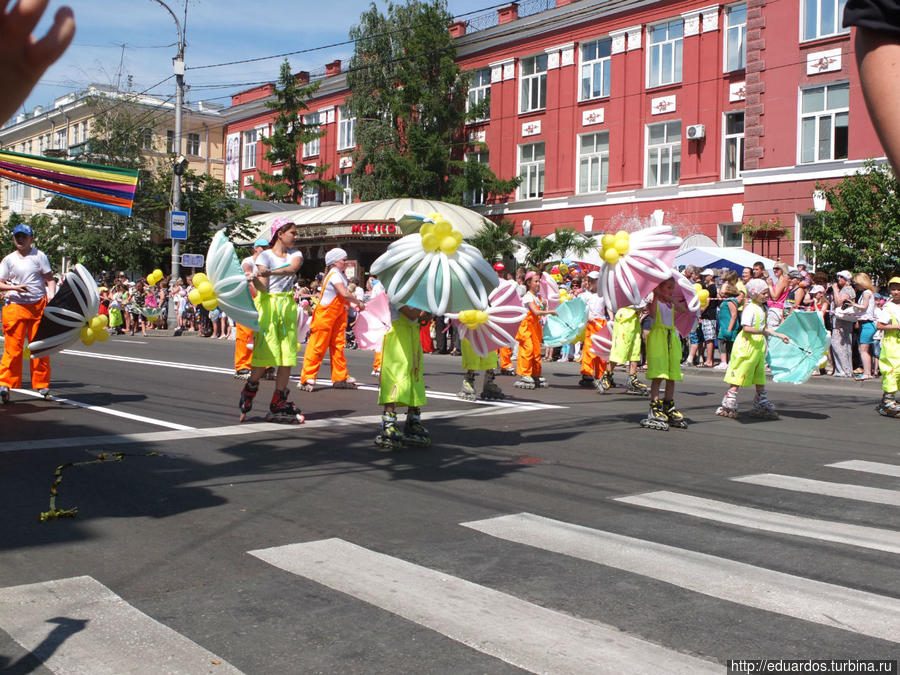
xmin=370 ymin=212 xmax=499 ymax=315
xmin=540 ymin=272 xmax=560 ymax=311
xmin=353 ymin=288 xmax=391 ymax=351
xmin=205 ymin=231 xmax=261 ymax=331
xmin=138 ymin=306 xmax=165 ymax=321
xmin=767 ymin=311 xmax=830 ymax=384
xmin=29 ymin=264 xmax=100 ymax=358
xmin=598 ymin=225 xmax=682 ymax=312
xmin=543 ymin=296 xmax=588 ymax=347
xmin=671 ymin=271 xmax=702 ymax=338
xmin=590 ymin=320 xmax=614 ymax=359
xmin=445 ymin=280 xmax=527 ymax=357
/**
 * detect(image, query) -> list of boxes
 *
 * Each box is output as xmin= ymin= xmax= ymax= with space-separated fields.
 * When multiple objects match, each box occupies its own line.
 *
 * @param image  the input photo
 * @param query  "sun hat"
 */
xmin=788 ymin=269 xmax=801 ymax=279
xmin=253 ymin=237 xmax=269 ymax=248
xmin=700 ymin=268 xmax=715 ymax=276
xmin=325 ymin=247 xmax=348 ymax=266
xmin=889 ymin=277 xmax=900 ymax=286
xmin=836 ymin=270 xmax=852 ymax=280
xmin=586 ymin=270 xmax=601 ymax=280
xmin=524 ymin=271 xmax=539 ymax=282
xmin=810 ymin=285 xmax=824 ymax=294
xmin=269 ymin=217 xmax=294 ymax=245
xmin=493 ymin=262 xmax=505 ymax=272
xmin=12 ymin=223 xmax=33 ymax=237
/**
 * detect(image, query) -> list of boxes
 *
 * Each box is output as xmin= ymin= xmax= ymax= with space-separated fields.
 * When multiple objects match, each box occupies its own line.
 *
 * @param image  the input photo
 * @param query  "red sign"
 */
xmin=350 ymin=222 xmax=397 ymax=235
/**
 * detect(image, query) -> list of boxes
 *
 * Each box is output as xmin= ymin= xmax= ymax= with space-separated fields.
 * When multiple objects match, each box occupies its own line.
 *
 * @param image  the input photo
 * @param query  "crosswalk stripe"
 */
xmin=0 ymin=575 xmax=241 ymax=674
xmin=614 ymin=491 xmax=900 ymax=555
xmin=827 ymin=460 xmax=900 ymax=478
xmin=461 ymin=512 xmax=900 ymax=643
xmin=731 ymin=473 xmax=900 ymax=507
xmin=249 ymin=538 xmax=719 ymax=674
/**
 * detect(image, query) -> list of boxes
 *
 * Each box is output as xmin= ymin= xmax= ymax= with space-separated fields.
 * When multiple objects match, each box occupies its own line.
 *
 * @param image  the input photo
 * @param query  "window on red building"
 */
xmin=646 ymin=121 xmax=681 ymax=187
xmin=338 ymin=174 xmax=352 ymax=205
xmin=724 ymin=4 xmax=746 ymax=72
xmin=519 ymin=55 xmax=547 ymax=113
xmin=303 ymin=112 xmax=320 ymax=157
xmin=338 ymin=105 xmax=356 ymax=150
xmin=302 ymin=184 xmax=319 ymax=207
xmin=800 ymin=82 xmax=848 ymax=163
xmin=467 ymin=68 xmax=491 ymax=122
xmin=802 ymin=0 xmax=849 ymax=42
xmin=723 ymin=111 xmax=745 ymax=179
xmin=465 ymin=151 xmax=490 ymax=205
xmin=577 ymin=132 xmax=609 ymax=193
xmin=242 ymin=129 xmax=258 ymax=169
xmin=580 ymin=38 xmax=612 ymax=100
xmin=518 ymin=142 xmax=545 ymax=199
xmin=648 ymin=20 xmax=683 ymax=88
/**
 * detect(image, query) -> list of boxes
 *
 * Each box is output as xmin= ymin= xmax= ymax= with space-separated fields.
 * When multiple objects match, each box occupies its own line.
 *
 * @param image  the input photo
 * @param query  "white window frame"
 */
xmin=798 ymin=81 xmax=849 ymax=164
xmin=518 ymin=142 xmax=545 ymax=200
xmin=724 ymin=3 xmax=746 ymax=72
xmin=337 ymin=105 xmax=356 ymax=151
xmin=519 ymin=54 xmax=548 ymax=114
xmin=467 ymin=68 xmax=491 ymax=122
xmin=166 ymin=130 xmax=176 ymax=154
xmin=54 ymin=129 xmax=66 ymax=150
xmin=302 ymin=113 xmax=320 ymax=157
xmin=464 ymin=150 xmax=490 ymax=206
xmin=337 ymin=174 xmax=352 ymax=205
xmin=577 ymin=131 xmax=609 ymax=194
xmin=242 ymin=128 xmax=258 ymax=169
xmin=579 ymin=37 xmax=612 ymax=101
xmin=645 ymin=120 xmax=681 ymax=187
xmin=795 ymin=214 xmax=819 ymax=270
xmin=301 ymin=184 xmax=319 ymax=208
xmin=723 ymin=110 xmax=745 ymax=179
xmin=718 ymin=223 xmax=744 ymax=247
xmin=801 ymin=0 xmax=849 ymax=42
xmin=647 ymin=19 xmax=684 ymax=89
xmin=186 ymin=132 xmax=200 ymax=156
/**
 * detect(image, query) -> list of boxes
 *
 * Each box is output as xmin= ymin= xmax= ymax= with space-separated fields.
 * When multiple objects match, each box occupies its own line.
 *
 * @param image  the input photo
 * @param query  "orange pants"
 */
xmin=234 ymin=323 xmax=254 ymax=371
xmin=1 ymin=299 xmax=51 ymax=389
xmin=300 ymin=298 xmax=349 ymax=383
xmin=373 ymin=350 xmax=382 ymax=371
xmin=580 ymin=319 xmax=608 ymax=379
xmin=498 ymin=346 xmax=512 ymax=370
xmin=515 ymin=314 xmax=542 ymax=378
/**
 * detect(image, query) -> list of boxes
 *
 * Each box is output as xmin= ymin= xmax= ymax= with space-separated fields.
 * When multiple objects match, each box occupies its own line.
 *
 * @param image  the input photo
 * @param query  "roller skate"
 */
xmin=234 ymin=369 xmax=251 ymax=380
xmin=38 ymin=388 xmax=51 ymax=400
xmin=480 ymin=370 xmax=505 ymax=400
xmin=715 ymin=391 xmax=738 ymax=419
xmin=749 ymin=389 xmax=778 ymax=419
xmin=596 ymin=371 xmax=613 ymax=393
xmin=238 ymin=380 xmax=259 ymax=422
xmin=371 ymin=369 xmax=380 ymax=376
xmin=625 ymin=374 xmax=650 ymax=396
xmin=640 ymin=400 xmax=669 ymax=431
xmin=0 ymin=386 xmax=9 ymax=404
xmin=403 ymin=407 xmax=431 ymax=447
xmin=297 ymin=379 xmax=316 ymax=392
xmin=876 ymin=394 xmax=900 ymax=418
xmin=514 ymin=375 xmax=536 ymax=389
xmin=498 ymin=367 xmax=517 ymax=376
xmin=375 ymin=411 xmax=404 ymax=449
xmin=662 ymin=399 xmax=688 ymax=429
xmin=535 ymin=376 xmax=548 ymax=388
xmin=578 ymin=375 xmax=596 ymax=388
xmin=332 ymin=377 xmax=358 ymax=389
xmin=457 ymin=371 xmax=478 ymax=401
xmin=266 ymin=389 xmax=305 ymax=424
xmin=265 ymin=367 xmax=276 ymax=381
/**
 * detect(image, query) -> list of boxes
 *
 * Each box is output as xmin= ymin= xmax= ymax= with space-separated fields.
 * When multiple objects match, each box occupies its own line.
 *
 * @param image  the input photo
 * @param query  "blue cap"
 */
xmin=253 ymin=237 xmax=269 ymax=248
xmin=12 ymin=224 xmax=33 ymax=237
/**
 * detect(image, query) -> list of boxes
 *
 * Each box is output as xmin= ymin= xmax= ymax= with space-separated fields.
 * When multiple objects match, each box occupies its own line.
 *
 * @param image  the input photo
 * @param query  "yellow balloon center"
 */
xmin=458 ymin=309 xmax=490 ymax=329
xmin=420 ymin=217 xmax=463 ymax=255
xmin=600 ymin=230 xmax=629 ymax=264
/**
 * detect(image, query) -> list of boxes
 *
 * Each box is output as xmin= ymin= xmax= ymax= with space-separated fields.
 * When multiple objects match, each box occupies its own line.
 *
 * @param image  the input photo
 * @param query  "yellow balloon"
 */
xmin=188 ymin=289 xmax=202 ymax=305
xmin=451 ymin=230 xmax=463 ymax=245
xmin=80 ymin=326 xmax=95 ymax=344
xmin=433 ymin=220 xmax=452 ymax=237
xmin=95 ymin=329 xmax=109 ymax=343
xmin=152 ymin=268 xmax=163 ymax=279
xmin=421 ymin=232 xmax=440 ymax=252
xmin=603 ymin=248 xmax=620 ymax=264
xmin=420 ymin=222 xmax=434 ymax=236
xmin=90 ymin=316 xmax=105 ymax=330
xmin=197 ymin=281 xmax=214 ymax=299
xmin=202 ymin=298 xmax=219 ymax=310
xmin=615 ymin=240 xmax=629 ymax=254
xmin=192 ymin=272 xmax=209 ymax=285
xmin=615 ymin=230 xmax=629 ymax=240
xmin=439 ymin=236 xmax=458 ymax=255
xmin=693 ymin=283 xmax=702 ymax=292
xmin=475 ymin=310 xmax=488 ymax=324
xmin=601 ymin=234 xmax=615 ymax=249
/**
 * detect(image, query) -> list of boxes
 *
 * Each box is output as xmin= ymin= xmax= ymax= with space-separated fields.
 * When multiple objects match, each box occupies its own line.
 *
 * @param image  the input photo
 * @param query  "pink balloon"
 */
xmin=353 ymin=289 xmax=391 ymax=351
xmin=540 ymin=271 xmax=560 ymax=311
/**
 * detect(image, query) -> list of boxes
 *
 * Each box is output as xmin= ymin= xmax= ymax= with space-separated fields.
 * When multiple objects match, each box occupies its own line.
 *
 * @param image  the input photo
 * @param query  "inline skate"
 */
xmin=625 ymin=374 xmax=650 ymax=396
xmin=715 ymin=390 xmax=739 ymax=419
xmin=749 ymin=389 xmax=778 ymax=419
xmin=457 ymin=371 xmax=477 ymax=401
xmin=375 ymin=411 xmax=404 ymax=449
xmin=640 ymin=400 xmax=669 ymax=430
xmin=238 ymin=380 xmax=259 ymax=422
xmin=662 ymin=399 xmax=688 ymax=429
xmin=514 ymin=375 xmax=536 ymax=389
xmin=266 ymin=389 xmax=304 ymax=424
xmin=403 ymin=407 xmax=431 ymax=447
xmin=480 ymin=370 xmax=505 ymax=400
xmin=876 ymin=394 xmax=900 ymax=418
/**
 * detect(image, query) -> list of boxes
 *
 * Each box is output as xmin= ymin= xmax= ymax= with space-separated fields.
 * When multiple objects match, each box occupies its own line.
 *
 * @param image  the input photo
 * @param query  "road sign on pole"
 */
xmin=181 ymin=253 xmax=204 ymax=268
xmin=169 ymin=211 xmax=188 ymax=240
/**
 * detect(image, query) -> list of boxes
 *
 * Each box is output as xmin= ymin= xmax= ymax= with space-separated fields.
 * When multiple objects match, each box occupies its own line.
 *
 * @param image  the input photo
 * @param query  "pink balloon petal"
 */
xmin=590 ymin=321 xmax=614 ymax=359
xmin=353 ymin=290 xmax=392 ymax=351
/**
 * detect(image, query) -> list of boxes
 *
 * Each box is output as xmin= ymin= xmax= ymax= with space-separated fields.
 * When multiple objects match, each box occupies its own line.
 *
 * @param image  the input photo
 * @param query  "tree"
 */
xmin=805 ymin=161 xmax=900 ymax=281
xmin=251 ymin=59 xmax=337 ymax=203
xmin=346 ymin=0 xmax=517 ymax=203
xmin=520 ymin=228 xmax=598 ymax=269
xmin=466 ymin=219 xmax=516 ymax=263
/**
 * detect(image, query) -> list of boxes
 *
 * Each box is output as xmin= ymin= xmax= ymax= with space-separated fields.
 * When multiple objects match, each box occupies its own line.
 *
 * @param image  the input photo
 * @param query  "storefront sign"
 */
xmin=350 ymin=222 xmax=397 ymax=235
xmin=292 ymin=222 xmax=400 ymax=239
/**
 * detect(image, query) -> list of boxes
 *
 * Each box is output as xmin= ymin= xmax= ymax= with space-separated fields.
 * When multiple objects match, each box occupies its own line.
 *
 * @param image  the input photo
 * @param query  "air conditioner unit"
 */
xmin=686 ymin=124 xmax=706 ymax=140
xmin=243 ymin=175 xmax=254 ymax=186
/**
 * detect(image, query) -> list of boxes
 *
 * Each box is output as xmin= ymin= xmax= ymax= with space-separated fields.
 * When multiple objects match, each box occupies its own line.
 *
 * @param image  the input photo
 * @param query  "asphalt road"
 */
xmin=0 ymin=334 xmax=898 ymax=674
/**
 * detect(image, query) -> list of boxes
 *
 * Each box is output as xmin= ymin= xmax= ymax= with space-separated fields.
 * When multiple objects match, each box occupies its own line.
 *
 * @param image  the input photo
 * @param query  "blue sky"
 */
xmin=28 ymin=0 xmax=498 ymax=112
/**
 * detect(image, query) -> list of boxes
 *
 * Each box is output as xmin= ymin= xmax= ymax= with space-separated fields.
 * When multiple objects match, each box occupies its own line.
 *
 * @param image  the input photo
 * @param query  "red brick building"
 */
xmin=222 ymin=0 xmax=882 ymax=266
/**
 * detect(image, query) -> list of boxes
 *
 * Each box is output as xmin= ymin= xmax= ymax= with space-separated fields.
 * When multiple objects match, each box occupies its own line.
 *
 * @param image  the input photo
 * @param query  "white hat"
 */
xmin=586 ymin=270 xmax=600 ymax=280
xmin=325 ymin=247 xmax=348 ymax=266
xmin=836 ymin=270 xmax=852 ymax=280
xmin=700 ymin=268 xmax=715 ymax=277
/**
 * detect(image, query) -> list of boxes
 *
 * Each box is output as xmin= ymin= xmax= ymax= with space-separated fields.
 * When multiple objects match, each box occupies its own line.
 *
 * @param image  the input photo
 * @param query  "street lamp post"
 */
xmin=812 ymin=190 xmax=827 ymax=272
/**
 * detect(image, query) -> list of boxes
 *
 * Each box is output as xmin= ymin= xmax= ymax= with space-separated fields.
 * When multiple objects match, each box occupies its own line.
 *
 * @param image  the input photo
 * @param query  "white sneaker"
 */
xmin=713 ymin=362 xmax=727 ymax=370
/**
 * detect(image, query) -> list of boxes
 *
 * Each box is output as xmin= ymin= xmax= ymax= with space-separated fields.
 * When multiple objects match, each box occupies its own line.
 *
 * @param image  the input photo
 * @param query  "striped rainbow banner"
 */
xmin=0 ymin=150 xmax=139 ymax=216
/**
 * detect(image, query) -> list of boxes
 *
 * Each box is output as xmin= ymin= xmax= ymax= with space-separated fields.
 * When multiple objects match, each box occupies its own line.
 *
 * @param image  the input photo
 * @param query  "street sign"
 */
xmin=169 ymin=211 xmax=188 ymax=240
xmin=181 ymin=253 xmax=205 ymax=268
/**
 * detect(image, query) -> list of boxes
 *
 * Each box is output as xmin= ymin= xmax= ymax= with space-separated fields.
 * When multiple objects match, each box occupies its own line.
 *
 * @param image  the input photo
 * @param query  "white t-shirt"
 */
xmin=741 ymin=303 xmax=765 ymax=330
xmin=256 ymin=248 xmax=302 ymax=293
xmin=858 ymin=290 xmax=876 ymax=321
xmin=320 ymin=268 xmax=349 ymax=307
xmin=0 ymin=248 xmax=51 ymax=304
xmin=241 ymin=255 xmax=258 ymax=276
xmin=580 ymin=289 xmax=607 ymax=320
xmin=877 ymin=301 xmax=900 ymax=326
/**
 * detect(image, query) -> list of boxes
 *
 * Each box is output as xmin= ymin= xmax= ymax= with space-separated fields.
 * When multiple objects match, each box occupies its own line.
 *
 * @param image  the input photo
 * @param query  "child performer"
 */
xmin=497 ymin=346 xmax=515 ymax=375
xmin=514 ymin=271 xmax=556 ymax=390
xmin=716 ymin=279 xmax=789 ymax=420
xmin=234 ymin=237 xmax=268 ymax=380
xmin=376 ymin=302 xmax=432 ymax=449
xmin=641 ymin=277 xmax=689 ymax=430
xmin=603 ymin=302 xmax=650 ymax=395
xmin=238 ymin=220 xmax=304 ymax=424
xmin=458 ymin=343 xmax=505 ymax=401
xmin=578 ymin=270 xmax=609 ymax=390
xmin=298 ymin=248 xmax=366 ymax=391
xmin=874 ymin=276 xmax=900 ymax=418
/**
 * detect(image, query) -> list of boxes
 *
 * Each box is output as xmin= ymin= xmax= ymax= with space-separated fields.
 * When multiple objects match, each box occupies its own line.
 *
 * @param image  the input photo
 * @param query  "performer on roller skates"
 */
xmin=716 ymin=279 xmax=789 ymax=420
xmin=641 ymin=277 xmax=689 ymax=430
xmin=603 ymin=303 xmax=649 ymax=395
xmin=376 ymin=302 xmax=431 ymax=449
xmin=233 ymin=237 xmax=268 ymax=380
xmin=457 ymin=341 xmax=505 ymax=401
xmin=298 ymin=248 xmax=365 ymax=392
xmin=578 ymin=270 xmax=610 ymax=391
xmin=514 ymin=271 xmax=556 ymax=390
xmin=874 ymin=277 xmax=900 ymax=418
xmin=238 ymin=219 xmax=304 ymax=424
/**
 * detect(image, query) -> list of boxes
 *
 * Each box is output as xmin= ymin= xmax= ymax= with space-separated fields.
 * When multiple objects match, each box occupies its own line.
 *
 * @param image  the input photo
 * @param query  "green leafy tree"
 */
xmin=466 ymin=219 xmax=516 ymax=263
xmin=252 ymin=59 xmax=338 ymax=203
xmin=520 ymin=228 xmax=597 ymax=269
xmin=346 ymin=0 xmax=517 ymax=203
xmin=805 ymin=161 xmax=900 ymax=280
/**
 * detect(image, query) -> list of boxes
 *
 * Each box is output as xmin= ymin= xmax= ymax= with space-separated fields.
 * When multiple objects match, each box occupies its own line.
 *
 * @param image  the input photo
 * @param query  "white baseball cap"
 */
xmin=586 ymin=270 xmax=600 ymax=280
xmin=700 ymin=268 xmax=715 ymax=277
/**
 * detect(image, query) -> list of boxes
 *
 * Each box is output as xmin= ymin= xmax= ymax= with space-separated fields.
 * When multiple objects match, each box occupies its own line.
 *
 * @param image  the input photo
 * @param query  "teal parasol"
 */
xmin=542 ymin=296 xmax=588 ymax=347
xmin=767 ymin=311 xmax=830 ymax=384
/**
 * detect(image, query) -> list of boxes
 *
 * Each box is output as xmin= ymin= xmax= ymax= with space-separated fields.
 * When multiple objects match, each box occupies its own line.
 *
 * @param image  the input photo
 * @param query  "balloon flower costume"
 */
xmin=369 ymin=212 xmax=500 ymax=448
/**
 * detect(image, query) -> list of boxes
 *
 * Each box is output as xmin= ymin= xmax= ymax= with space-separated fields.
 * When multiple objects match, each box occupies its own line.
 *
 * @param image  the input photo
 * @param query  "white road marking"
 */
xmin=827 ymin=460 xmax=900 ymax=478
xmin=732 ymin=473 xmax=900 ymax=507
xmin=11 ymin=388 xmax=194 ymax=431
xmin=614 ymin=491 xmax=900 ymax=555
xmin=462 ymin=512 xmax=900 ymax=643
xmin=249 ymin=538 xmax=719 ymax=675
xmin=0 ymin=575 xmax=241 ymax=674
